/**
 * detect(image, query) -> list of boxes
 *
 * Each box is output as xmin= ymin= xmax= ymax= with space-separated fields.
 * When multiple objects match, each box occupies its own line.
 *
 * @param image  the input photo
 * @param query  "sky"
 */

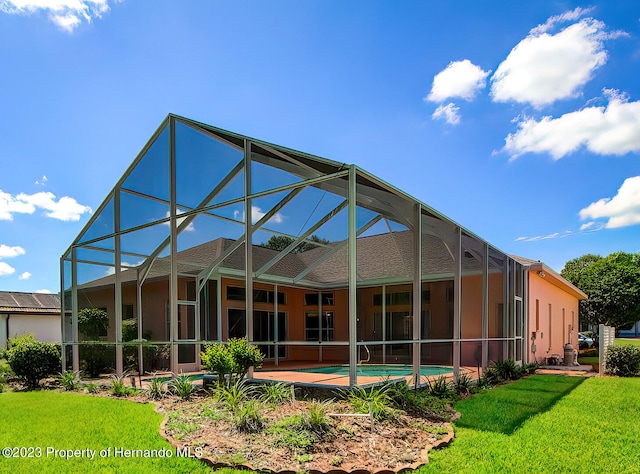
xmin=0 ymin=1 xmax=639 ymax=294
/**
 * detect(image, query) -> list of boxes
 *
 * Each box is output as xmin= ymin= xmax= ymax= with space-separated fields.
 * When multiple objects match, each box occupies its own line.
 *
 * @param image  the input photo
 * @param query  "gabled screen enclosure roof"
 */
xmin=65 ymin=113 xmax=512 ymax=288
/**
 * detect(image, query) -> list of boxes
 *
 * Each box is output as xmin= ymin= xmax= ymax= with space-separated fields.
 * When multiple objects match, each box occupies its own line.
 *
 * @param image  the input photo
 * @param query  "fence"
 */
xmin=598 ymin=324 xmax=615 ymax=375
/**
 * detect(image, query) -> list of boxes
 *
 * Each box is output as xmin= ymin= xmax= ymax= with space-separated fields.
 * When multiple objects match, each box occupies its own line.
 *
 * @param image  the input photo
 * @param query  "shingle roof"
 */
xmin=78 ymin=230 xmax=461 ymax=290
xmin=0 ymin=292 xmax=61 ymax=313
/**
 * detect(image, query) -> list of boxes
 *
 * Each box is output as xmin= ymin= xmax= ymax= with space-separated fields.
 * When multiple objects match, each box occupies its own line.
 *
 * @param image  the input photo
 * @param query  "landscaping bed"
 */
xmin=155 ymin=392 xmax=455 ymax=472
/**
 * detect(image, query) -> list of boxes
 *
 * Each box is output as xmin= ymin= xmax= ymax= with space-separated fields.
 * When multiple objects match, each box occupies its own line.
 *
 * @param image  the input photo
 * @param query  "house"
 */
xmin=0 ymin=291 xmax=61 ymax=348
xmin=511 ymin=257 xmax=587 ymax=363
xmin=61 ymin=114 xmax=585 ymax=385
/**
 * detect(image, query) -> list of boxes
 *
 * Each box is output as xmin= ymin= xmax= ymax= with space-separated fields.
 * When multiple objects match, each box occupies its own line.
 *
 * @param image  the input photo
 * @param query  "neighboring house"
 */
xmin=619 ymin=322 xmax=640 ymax=338
xmin=511 ymin=257 xmax=588 ymax=364
xmin=0 ymin=291 xmax=61 ymax=348
xmin=61 ymin=114 xmax=587 ymax=383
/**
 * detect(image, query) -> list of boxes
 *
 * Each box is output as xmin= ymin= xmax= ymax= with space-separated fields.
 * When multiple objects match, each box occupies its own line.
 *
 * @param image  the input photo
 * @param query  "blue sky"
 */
xmin=1 ymin=1 xmax=639 ymax=294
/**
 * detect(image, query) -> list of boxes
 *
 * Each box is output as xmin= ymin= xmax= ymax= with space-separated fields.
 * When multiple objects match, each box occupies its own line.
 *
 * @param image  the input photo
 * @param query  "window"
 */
xmin=385 ymin=311 xmax=411 ymax=340
xmin=228 ymin=308 xmax=246 ymax=338
xmin=422 ymin=290 xmax=431 ymax=303
xmin=446 ymin=287 xmax=454 ymax=303
xmin=304 ymin=292 xmax=334 ymax=306
xmin=305 ymin=311 xmax=334 ymax=341
xmin=254 ymin=289 xmax=286 ymax=305
xmin=227 ymin=286 xmax=285 ymax=304
xmin=421 ymin=310 xmax=431 ymax=339
xmin=373 ymin=291 xmax=412 ymax=306
xmin=122 ymin=304 xmax=134 ymax=320
xmin=227 ymin=286 xmax=245 ymax=301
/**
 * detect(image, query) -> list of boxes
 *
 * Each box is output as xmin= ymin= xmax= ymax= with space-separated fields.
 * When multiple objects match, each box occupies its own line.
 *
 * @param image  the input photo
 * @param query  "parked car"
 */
xmin=578 ymin=332 xmax=594 ymax=349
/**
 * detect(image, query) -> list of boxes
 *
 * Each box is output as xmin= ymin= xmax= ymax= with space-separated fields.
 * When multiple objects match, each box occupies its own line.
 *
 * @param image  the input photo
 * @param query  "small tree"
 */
xmin=201 ymin=338 xmax=264 ymax=387
xmin=78 ymin=308 xmax=110 ymax=377
xmin=6 ymin=338 xmax=61 ymax=389
xmin=78 ymin=308 xmax=109 ymax=340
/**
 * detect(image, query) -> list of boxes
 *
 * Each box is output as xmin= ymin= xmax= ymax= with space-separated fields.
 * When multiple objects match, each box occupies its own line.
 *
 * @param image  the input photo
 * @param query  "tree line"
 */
xmin=561 ymin=251 xmax=640 ymax=330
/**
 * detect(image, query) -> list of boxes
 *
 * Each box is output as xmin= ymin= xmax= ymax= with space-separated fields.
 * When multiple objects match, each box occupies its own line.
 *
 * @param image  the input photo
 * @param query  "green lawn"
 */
xmin=577 ymin=356 xmax=599 ymax=366
xmin=420 ymin=375 xmax=640 ymax=473
xmin=4 ymin=376 xmax=640 ymax=473
xmin=0 ymin=391 xmax=210 ymax=473
xmin=615 ymin=338 xmax=640 ymax=348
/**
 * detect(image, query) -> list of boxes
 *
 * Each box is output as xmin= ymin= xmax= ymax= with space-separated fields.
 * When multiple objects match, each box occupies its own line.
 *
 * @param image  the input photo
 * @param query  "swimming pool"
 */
xmin=294 ymin=364 xmax=452 ymax=377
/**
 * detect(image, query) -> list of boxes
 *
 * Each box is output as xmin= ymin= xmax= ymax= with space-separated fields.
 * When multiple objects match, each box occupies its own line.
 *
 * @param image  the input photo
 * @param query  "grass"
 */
xmin=0 ymin=391 xmax=210 ymax=473
xmin=615 ymin=338 xmax=640 ymax=348
xmin=420 ymin=375 xmax=640 ymax=473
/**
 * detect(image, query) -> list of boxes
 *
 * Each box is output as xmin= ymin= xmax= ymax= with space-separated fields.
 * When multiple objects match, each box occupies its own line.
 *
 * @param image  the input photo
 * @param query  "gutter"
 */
xmin=527 ymin=262 xmax=588 ymax=300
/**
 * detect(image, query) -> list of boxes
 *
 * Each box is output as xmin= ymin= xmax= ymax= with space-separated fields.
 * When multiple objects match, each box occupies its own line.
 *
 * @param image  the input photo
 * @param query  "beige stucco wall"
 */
xmin=7 ymin=313 xmax=61 ymax=344
xmin=528 ymin=272 xmax=580 ymax=364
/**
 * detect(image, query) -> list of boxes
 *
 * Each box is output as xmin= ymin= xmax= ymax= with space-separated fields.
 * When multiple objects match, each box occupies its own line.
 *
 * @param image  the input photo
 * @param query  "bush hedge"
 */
xmin=6 ymin=339 xmax=61 ymax=389
xmin=605 ymin=345 xmax=640 ymax=377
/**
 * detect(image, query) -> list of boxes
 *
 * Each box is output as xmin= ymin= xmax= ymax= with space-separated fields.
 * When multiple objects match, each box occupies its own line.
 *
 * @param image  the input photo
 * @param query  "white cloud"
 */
xmin=0 ymin=189 xmax=92 ymax=221
xmin=432 ymin=103 xmax=461 ymax=125
xmin=35 ymin=175 xmax=48 ymax=186
xmin=579 ymin=176 xmax=640 ymax=228
xmin=427 ymin=60 xmax=490 ymax=102
xmin=104 ymin=260 xmax=142 ymax=276
xmin=0 ymin=262 xmax=16 ymax=276
xmin=19 ymin=271 xmax=31 ymax=280
xmin=233 ymin=206 xmax=284 ymax=225
xmin=515 ymin=231 xmax=573 ymax=242
xmin=163 ymin=210 xmax=195 ymax=232
xmin=35 ymin=289 xmax=52 ymax=294
xmin=0 ymin=189 xmax=34 ymax=219
xmin=529 ymin=7 xmax=594 ymax=36
xmin=491 ymin=11 xmax=626 ymax=107
xmin=579 ymin=222 xmax=595 ymax=231
xmin=50 ymin=11 xmax=81 ymax=32
xmin=0 ymin=0 xmax=114 ymax=32
xmin=0 ymin=244 xmax=25 ymax=258
xmin=503 ymin=95 xmax=640 ymax=159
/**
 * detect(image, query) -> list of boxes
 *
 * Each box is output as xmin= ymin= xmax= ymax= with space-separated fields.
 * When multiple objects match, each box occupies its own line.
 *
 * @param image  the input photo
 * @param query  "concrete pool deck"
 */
xmin=136 ymin=364 xmax=477 ymax=389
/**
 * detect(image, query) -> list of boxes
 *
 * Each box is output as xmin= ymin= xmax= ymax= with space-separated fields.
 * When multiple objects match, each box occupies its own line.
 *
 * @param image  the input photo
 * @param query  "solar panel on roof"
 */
xmin=0 ymin=293 xmax=17 ymax=306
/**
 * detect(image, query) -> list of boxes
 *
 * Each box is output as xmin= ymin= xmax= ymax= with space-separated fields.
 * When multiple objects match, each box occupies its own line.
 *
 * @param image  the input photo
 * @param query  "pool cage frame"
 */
xmin=61 ymin=114 xmax=528 ymax=386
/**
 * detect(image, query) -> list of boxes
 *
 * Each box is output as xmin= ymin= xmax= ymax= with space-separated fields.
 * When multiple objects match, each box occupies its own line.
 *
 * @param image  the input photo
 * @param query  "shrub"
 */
xmin=145 ymin=374 xmax=167 ymax=399
xmin=522 ymin=362 xmax=539 ymax=375
xmin=491 ymin=359 xmax=520 ymax=381
xmin=201 ymin=338 xmax=264 ymax=387
xmin=78 ymin=308 xmax=109 ymax=340
xmin=453 ymin=373 xmax=474 ymax=396
xmin=110 ymin=375 xmax=136 ymax=397
xmin=8 ymin=333 xmax=37 ymax=348
xmin=234 ymin=399 xmax=264 ymax=432
xmin=304 ymin=400 xmax=332 ymax=434
xmin=260 ymin=382 xmax=292 ymax=405
xmin=0 ymin=357 xmax=13 ymax=380
xmin=427 ymin=375 xmax=453 ymax=399
xmin=346 ymin=385 xmax=394 ymax=421
xmin=605 ymin=345 xmax=640 ymax=377
xmin=213 ymin=380 xmax=255 ymax=412
xmin=6 ymin=339 xmax=61 ymax=389
xmin=169 ymin=374 xmax=198 ymax=400
xmin=59 ymin=370 xmax=83 ymax=391
xmin=122 ymin=319 xmax=138 ymax=343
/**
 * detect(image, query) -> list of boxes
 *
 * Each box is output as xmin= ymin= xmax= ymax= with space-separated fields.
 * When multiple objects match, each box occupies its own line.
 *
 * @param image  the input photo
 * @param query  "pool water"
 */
xmin=295 ymin=364 xmax=452 ymax=377
xmin=151 ymin=365 xmax=451 ymax=382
